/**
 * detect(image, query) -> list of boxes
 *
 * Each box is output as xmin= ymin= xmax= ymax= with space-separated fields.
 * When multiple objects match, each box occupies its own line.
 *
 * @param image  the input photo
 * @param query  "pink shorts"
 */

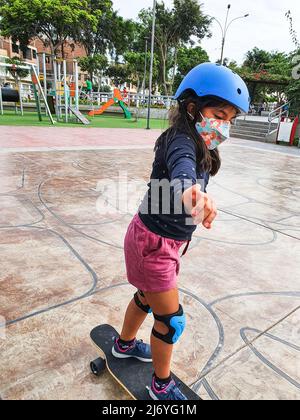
xmin=124 ymin=214 xmax=187 ymax=293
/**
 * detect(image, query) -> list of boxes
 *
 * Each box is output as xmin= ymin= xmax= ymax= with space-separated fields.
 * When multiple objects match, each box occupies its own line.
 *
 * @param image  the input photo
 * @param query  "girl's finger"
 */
xmin=203 ymin=208 xmax=217 ymax=228
xmin=191 ymin=204 xmax=205 ymax=221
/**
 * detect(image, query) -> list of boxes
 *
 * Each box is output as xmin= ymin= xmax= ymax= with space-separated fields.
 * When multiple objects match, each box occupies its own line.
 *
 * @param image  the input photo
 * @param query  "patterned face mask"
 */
xmin=195 ymin=112 xmax=231 ymax=150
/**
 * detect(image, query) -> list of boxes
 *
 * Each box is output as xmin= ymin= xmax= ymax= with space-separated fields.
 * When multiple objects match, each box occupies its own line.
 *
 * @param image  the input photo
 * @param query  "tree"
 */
xmin=238 ymin=48 xmax=292 ymax=104
xmin=176 ymin=46 xmax=209 ymax=76
xmin=124 ymin=51 xmax=158 ymax=92
xmin=78 ymin=54 xmax=108 ymax=87
xmin=106 ymin=64 xmax=130 ymax=87
xmin=76 ymin=0 xmax=113 ymax=56
xmin=243 ymin=47 xmax=272 ymax=71
xmin=173 ymin=46 xmax=209 ymax=92
xmin=77 ymin=0 xmax=135 ymax=59
xmin=0 ymin=0 xmax=96 ymax=57
xmin=5 ymin=57 xmax=29 ymax=83
xmin=138 ymin=0 xmax=211 ymax=95
xmin=285 ymin=10 xmax=300 ymax=116
xmin=286 ymin=10 xmax=300 ymax=50
xmin=227 ymin=60 xmax=239 ymax=71
xmin=108 ymin=15 xmax=137 ymax=62
xmin=287 ymin=73 xmax=300 ymax=116
xmin=264 ymin=52 xmax=291 ymax=78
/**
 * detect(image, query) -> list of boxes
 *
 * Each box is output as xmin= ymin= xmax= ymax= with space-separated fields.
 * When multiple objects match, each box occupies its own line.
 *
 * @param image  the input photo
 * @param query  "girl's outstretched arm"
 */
xmin=166 ymin=134 xmax=217 ymax=229
xmin=182 ymin=184 xmax=217 ymax=229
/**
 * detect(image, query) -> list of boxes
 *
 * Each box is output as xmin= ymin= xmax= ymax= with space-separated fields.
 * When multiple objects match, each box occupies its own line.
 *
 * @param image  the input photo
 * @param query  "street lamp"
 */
xmin=142 ymin=37 xmax=149 ymax=105
xmin=146 ymin=0 xmax=156 ymax=130
xmin=211 ymin=4 xmax=249 ymax=64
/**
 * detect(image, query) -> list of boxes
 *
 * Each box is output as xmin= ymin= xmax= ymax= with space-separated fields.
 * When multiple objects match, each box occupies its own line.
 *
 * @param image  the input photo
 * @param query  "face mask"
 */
xmin=195 ymin=112 xmax=231 ymax=150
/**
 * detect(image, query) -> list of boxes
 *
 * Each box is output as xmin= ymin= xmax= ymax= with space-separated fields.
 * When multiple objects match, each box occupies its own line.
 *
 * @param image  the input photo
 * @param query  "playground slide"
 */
xmin=88 ymin=89 xmax=132 ymax=119
xmin=119 ymin=100 xmax=132 ymax=119
xmin=69 ymin=107 xmax=90 ymax=125
xmin=89 ymin=98 xmax=115 ymax=116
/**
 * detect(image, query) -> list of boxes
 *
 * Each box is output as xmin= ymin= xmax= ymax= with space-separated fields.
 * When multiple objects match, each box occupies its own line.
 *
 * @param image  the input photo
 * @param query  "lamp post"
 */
xmin=142 ymin=37 xmax=149 ymax=105
xmin=146 ymin=0 xmax=156 ymax=130
xmin=212 ymin=5 xmax=249 ymax=64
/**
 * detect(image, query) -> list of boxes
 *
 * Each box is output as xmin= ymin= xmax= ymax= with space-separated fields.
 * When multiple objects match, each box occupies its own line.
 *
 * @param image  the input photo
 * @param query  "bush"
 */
xmin=293 ymin=137 xmax=300 ymax=147
xmin=97 ymin=85 xmax=112 ymax=93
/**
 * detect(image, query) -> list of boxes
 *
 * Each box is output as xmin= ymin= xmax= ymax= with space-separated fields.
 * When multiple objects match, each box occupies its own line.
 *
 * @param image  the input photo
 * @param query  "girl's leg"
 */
xmin=143 ymin=288 xmax=179 ymax=379
xmin=120 ymin=291 xmax=150 ymax=341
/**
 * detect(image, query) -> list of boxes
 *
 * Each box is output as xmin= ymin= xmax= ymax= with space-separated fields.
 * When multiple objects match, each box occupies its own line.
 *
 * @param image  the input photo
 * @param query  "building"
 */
xmin=0 ymin=37 xmax=37 ymax=63
xmin=0 ymin=36 xmax=38 ymax=97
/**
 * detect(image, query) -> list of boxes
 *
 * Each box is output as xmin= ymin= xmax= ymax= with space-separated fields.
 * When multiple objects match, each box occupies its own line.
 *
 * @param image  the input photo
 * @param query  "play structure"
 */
xmin=88 ymin=88 xmax=132 ymax=119
xmin=41 ymin=54 xmax=89 ymax=125
xmin=0 ymin=55 xmax=90 ymax=125
xmin=1 ymin=87 xmax=20 ymax=102
xmin=0 ymin=62 xmax=55 ymax=124
xmin=0 ymin=86 xmax=21 ymax=114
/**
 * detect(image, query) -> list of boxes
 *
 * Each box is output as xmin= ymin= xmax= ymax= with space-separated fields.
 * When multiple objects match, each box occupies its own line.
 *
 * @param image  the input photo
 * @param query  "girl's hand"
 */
xmin=182 ymin=184 xmax=217 ymax=229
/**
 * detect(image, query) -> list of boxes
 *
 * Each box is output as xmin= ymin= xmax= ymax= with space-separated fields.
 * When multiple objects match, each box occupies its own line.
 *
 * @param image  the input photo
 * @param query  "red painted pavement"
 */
xmin=0 ymin=127 xmax=162 ymax=149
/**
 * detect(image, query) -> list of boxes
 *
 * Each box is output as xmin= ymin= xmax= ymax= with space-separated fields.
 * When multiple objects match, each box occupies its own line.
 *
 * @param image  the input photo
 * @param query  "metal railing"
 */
xmin=268 ymin=102 xmax=290 ymax=134
xmin=80 ymin=90 xmax=177 ymax=110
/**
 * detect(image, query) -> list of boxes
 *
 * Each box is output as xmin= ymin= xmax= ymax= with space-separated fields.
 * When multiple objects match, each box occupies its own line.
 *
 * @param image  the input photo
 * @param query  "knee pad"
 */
xmin=152 ymin=305 xmax=186 ymax=344
xmin=134 ymin=291 xmax=152 ymax=314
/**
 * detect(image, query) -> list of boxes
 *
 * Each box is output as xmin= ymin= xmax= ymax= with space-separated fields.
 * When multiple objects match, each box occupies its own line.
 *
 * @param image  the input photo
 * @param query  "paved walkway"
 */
xmin=0 ymin=126 xmax=299 ymax=400
xmin=0 ymin=126 xmax=160 ymax=150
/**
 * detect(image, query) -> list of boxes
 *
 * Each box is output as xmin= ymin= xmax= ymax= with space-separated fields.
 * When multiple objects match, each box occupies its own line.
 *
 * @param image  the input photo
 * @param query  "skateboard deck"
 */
xmin=90 ymin=324 xmax=201 ymax=400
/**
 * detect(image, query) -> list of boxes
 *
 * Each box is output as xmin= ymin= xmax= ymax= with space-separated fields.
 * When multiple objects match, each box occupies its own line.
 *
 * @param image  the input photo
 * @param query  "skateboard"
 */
xmin=90 ymin=324 xmax=201 ymax=400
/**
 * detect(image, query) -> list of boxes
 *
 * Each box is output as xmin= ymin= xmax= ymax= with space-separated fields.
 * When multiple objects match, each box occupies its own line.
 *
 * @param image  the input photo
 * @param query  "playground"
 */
xmin=0 ymin=126 xmax=299 ymax=400
xmin=0 ymin=57 xmax=138 ymax=127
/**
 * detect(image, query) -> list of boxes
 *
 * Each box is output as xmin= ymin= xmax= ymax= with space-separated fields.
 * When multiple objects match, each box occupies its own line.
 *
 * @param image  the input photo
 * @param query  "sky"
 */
xmin=112 ymin=0 xmax=299 ymax=64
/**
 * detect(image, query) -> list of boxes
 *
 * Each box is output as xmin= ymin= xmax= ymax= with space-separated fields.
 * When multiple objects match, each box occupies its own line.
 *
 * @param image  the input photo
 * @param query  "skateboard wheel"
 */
xmin=90 ymin=358 xmax=106 ymax=376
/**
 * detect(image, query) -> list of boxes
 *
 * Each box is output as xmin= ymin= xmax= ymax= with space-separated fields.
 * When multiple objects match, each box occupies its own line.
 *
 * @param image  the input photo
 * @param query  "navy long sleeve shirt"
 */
xmin=139 ymin=132 xmax=210 ymax=240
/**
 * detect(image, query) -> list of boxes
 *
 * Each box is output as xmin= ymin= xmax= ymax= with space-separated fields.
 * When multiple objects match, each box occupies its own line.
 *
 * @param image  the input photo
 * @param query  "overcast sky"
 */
xmin=112 ymin=0 xmax=299 ymax=64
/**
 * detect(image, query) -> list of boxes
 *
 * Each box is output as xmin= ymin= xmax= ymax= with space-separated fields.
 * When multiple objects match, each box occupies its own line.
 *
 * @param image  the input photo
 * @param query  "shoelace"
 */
xmin=167 ymin=382 xmax=186 ymax=400
xmin=135 ymin=339 xmax=148 ymax=352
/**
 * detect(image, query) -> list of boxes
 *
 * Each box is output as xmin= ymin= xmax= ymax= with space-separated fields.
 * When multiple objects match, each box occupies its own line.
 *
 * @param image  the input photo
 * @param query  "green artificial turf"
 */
xmin=0 ymin=110 xmax=168 ymax=130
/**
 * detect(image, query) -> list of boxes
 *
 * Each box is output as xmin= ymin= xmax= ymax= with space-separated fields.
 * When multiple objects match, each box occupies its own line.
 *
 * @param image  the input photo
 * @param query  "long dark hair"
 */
xmin=155 ymin=91 xmax=238 ymax=176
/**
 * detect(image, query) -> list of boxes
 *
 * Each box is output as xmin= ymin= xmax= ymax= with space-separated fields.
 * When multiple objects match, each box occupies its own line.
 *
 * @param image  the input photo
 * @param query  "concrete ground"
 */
xmin=0 ymin=126 xmax=299 ymax=400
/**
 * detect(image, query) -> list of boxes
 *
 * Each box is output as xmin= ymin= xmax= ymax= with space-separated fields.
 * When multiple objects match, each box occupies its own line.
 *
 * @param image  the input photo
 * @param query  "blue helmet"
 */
xmin=174 ymin=62 xmax=250 ymax=114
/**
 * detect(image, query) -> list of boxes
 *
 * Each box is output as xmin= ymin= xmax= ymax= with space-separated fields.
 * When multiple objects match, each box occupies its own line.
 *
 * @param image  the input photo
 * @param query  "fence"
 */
xmin=82 ymin=91 xmax=177 ymax=110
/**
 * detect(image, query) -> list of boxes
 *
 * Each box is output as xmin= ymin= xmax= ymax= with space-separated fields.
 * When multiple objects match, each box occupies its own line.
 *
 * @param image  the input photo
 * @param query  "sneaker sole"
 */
xmin=149 ymin=389 xmax=159 ymax=400
xmin=112 ymin=346 xmax=152 ymax=363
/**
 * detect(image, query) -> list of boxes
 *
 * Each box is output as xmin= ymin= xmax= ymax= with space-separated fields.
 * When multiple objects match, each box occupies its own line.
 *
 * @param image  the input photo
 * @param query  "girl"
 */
xmin=112 ymin=63 xmax=250 ymax=400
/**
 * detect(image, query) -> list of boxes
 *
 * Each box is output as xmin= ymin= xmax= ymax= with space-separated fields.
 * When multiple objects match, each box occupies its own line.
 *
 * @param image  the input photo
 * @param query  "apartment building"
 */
xmin=0 ymin=37 xmax=38 ymax=63
xmin=0 ymin=36 xmax=38 ymax=96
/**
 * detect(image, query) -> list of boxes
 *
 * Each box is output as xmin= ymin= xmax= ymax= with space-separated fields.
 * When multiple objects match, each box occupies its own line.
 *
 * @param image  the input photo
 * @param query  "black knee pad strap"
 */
xmin=138 ymin=289 xmax=145 ymax=298
xmin=152 ymin=305 xmax=186 ymax=345
xmin=134 ymin=292 xmax=152 ymax=314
